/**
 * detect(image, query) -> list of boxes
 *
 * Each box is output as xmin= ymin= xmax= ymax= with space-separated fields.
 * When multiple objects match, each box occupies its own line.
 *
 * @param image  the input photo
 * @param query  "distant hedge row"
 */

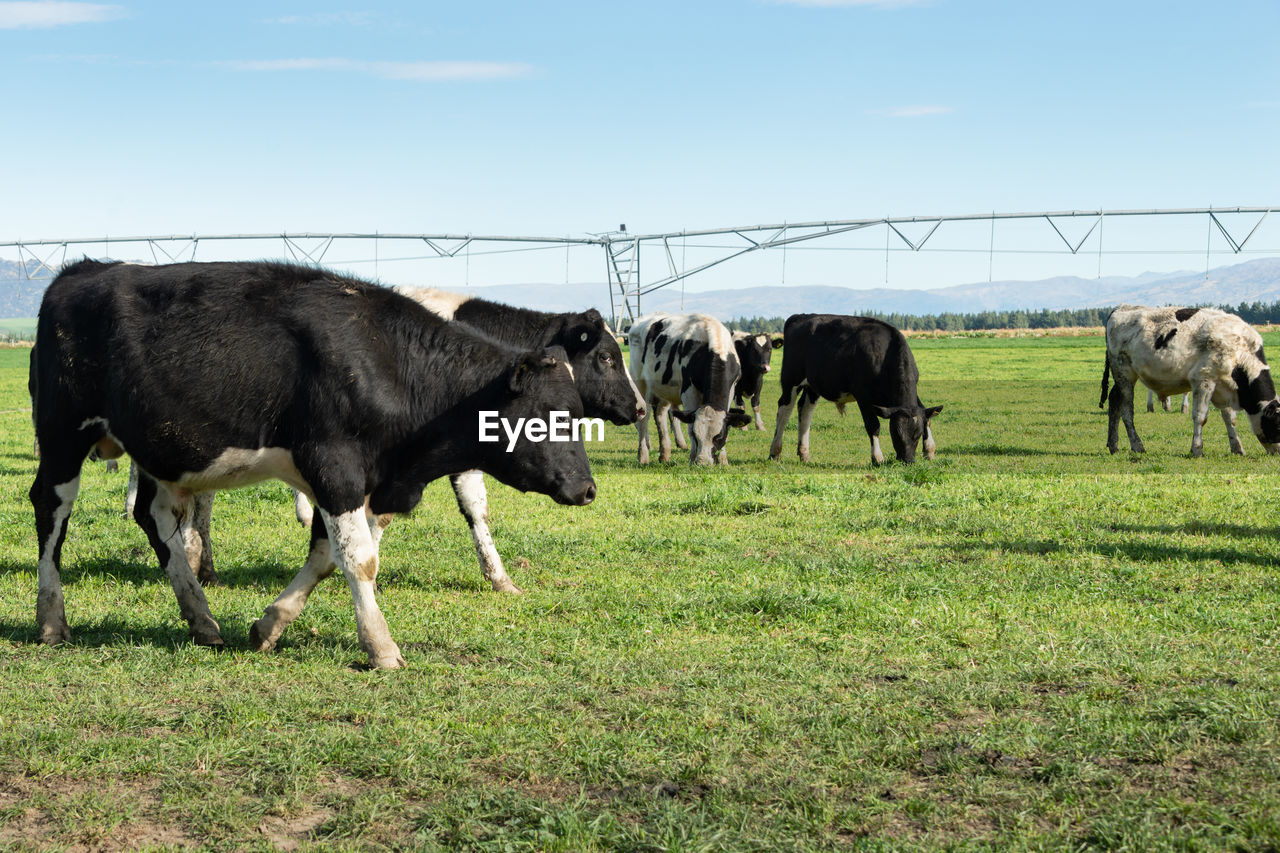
xmin=729 ymin=300 xmax=1280 ymax=334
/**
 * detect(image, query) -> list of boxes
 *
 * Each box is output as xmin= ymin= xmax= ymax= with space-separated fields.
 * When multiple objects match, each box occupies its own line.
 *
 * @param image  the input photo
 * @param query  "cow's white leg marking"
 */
xmin=249 ymin=534 xmax=336 ymax=652
xmin=672 ymin=416 xmax=689 ymax=450
xmin=1220 ymin=407 xmax=1245 ymax=455
xmin=923 ymin=423 xmax=937 ymax=460
xmin=185 ymin=491 xmax=218 ymax=585
xmin=769 ymin=388 xmax=799 ymax=459
xmin=635 ymin=393 xmax=654 ymax=465
xmin=870 ymin=435 xmax=885 ymax=466
xmin=655 ymin=402 xmax=674 ymax=463
xmin=293 ymin=489 xmax=314 ymax=527
xmin=35 ymin=476 xmax=80 ymax=645
xmin=319 ymin=507 xmax=405 ymax=670
xmin=752 ymin=403 xmax=764 ymax=431
xmin=1190 ymin=383 xmax=1214 ymax=457
xmin=125 ymin=459 xmax=139 ymax=517
xmin=796 ymin=393 xmax=817 ymax=463
xmin=148 ymin=482 xmax=222 ymax=646
xmin=452 ymin=470 xmax=521 ymax=594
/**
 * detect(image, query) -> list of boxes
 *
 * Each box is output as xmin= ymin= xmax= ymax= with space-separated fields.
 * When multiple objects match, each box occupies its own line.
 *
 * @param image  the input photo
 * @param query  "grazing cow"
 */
xmin=731 ymin=331 xmax=779 ymax=430
xmin=769 ymin=314 xmax=942 ymax=465
xmin=629 ymin=312 xmax=752 ymax=465
xmin=1100 ymin=305 xmax=1280 ymax=456
xmin=30 ymin=260 xmax=596 ymax=669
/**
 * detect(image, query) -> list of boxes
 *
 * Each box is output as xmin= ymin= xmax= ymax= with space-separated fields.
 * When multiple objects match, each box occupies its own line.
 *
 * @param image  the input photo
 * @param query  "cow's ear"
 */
xmin=669 ymin=408 xmax=698 ymax=423
xmin=563 ymin=313 xmax=603 ymax=355
xmin=770 ymin=335 xmax=783 ymax=350
xmin=726 ymin=408 xmax=753 ymax=428
xmin=509 ymin=348 xmax=562 ymax=391
xmin=872 ymin=405 xmax=899 ymax=420
xmin=924 ymin=404 xmax=943 ymax=419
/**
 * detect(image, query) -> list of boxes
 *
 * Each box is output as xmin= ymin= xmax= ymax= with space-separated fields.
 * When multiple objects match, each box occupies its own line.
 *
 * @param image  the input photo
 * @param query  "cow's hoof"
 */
xmin=491 ymin=578 xmax=524 ymax=594
xmin=1190 ymin=447 xmax=1204 ymax=458
xmin=1230 ymin=444 xmax=1245 ymax=456
xmin=248 ymin=619 xmax=278 ymax=652
xmin=197 ymin=568 xmax=221 ymax=587
xmin=189 ymin=617 xmax=224 ymax=648
xmin=38 ymin=622 xmax=71 ymax=646
xmin=369 ymin=652 xmax=407 ymax=670
xmin=1107 ymin=445 xmax=1119 ymax=455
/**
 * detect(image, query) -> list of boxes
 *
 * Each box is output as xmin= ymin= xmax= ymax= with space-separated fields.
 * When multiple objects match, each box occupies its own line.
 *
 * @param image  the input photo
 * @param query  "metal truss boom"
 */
xmin=3 ymin=207 xmax=1276 ymax=325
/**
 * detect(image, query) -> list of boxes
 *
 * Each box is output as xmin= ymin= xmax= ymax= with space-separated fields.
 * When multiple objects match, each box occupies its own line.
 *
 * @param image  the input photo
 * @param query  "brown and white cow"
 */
xmin=1101 ymin=305 xmax=1280 ymax=456
xmin=628 ymin=312 xmax=751 ymax=465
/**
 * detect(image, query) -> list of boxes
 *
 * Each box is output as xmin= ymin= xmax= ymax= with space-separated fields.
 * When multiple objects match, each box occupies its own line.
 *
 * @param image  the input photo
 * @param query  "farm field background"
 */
xmin=0 ymin=333 xmax=1277 ymax=851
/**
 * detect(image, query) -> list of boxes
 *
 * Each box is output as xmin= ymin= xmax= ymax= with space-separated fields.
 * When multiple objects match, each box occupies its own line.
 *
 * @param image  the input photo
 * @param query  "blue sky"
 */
xmin=3 ymin=0 xmax=1279 ymax=293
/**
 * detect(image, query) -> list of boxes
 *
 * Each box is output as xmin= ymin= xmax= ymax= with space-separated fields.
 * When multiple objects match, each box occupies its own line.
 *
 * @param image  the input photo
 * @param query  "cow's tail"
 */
xmin=1098 ymin=354 xmax=1111 ymax=409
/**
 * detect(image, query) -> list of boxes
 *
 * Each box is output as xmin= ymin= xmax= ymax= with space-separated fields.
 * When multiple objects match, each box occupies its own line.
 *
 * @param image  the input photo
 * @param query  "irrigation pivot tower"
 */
xmin=3 ymin=207 xmax=1275 ymax=327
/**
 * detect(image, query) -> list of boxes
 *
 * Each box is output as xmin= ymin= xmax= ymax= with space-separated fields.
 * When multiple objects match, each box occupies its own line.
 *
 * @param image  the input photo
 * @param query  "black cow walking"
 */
xmin=732 ymin=331 xmax=779 ymax=431
xmin=769 ymin=314 xmax=942 ymax=464
xmin=30 ymin=260 xmax=596 ymax=669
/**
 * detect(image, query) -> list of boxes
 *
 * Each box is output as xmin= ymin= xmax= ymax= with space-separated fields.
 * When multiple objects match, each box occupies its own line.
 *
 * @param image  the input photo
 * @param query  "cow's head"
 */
xmin=872 ymin=402 xmax=943 ymax=463
xmin=557 ymin=309 xmax=646 ymax=426
xmin=732 ymin=332 xmax=776 ymax=390
xmin=671 ymin=406 xmax=753 ymax=464
xmin=484 ymin=346 xmax=597 ymax=505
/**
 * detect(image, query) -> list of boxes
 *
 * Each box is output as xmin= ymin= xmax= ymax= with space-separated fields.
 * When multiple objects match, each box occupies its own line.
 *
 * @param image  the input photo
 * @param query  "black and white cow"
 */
xmin=769 ymin=314 xmax=942 ymax=465
xmin=30 ymin=260 xmax=596 ymax=670
xmin=732 ymin=330 xmax=778 ymax=431
xmin=628 ymin=312 xmax=752 ymax=465
xmin=1100 ymin=304 xmax=1280 ymax=456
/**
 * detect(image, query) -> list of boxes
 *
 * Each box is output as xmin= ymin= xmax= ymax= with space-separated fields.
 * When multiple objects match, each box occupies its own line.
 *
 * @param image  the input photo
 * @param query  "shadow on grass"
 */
xmin=0 ymin=556 xmax=308 ymax=590
xmin=953 ymin=536 xmax=1279 ymax=567
xmin=1110 ymin=521 xmax=1280 ymax=539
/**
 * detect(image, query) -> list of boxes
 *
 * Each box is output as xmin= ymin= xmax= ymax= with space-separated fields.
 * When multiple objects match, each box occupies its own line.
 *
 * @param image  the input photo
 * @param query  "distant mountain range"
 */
xmin=5 ymin=256 xmax=1280 ymax=321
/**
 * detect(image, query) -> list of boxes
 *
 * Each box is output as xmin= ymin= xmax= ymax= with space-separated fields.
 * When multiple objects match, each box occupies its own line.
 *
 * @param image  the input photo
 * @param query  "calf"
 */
xmin=769 ymin=314 xmax=942 ymax=464
xmin=732 ymin=331 xmax=779 ymax=430
xmin=628 ymin=312 xmax=751 ymax=465
xmin=1100 ymin=305 xmax=1280 ymax=456
xmin=30 ymin=260 xmax=595 ymax=670
xmin=283 ymin=286 xmax=645 ymax=594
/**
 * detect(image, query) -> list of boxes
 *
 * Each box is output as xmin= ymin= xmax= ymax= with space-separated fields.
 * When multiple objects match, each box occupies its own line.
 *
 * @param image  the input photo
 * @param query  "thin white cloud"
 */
xmin=0 ymin=1 xmax=124 ymax=28
xmin=870 ymin=105 xmax=955 ymax=117
xmin=264 ymin=12 xmax=377 ymax=28
xmin=223 ymin=58 xmax=535 ymax=81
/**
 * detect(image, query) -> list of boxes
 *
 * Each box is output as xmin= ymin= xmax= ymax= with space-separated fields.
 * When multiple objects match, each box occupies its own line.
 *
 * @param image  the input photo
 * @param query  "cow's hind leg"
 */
xmin=250 ymin=520 xmax=336 ymax=652
xmin=30 ymin=455 xmax=84 ymax=645
xmin=655 ymin=402 xmax=674 ymax=463
xmin=186 ymin=491 xmax=219 ymax=585
xmin=796 ymin=388 xmax=819 ymax=462
xmin=131 ymin=472 xmax=223 ymax=647
xmin=671 ymin=414 xmax=689 ymax=449
xmin=1107 ymin=377 xmax=1144 ymax=454
xmin=452 ymin=470 xmax=521 ymax=594
xmin=1220 ymin=406 xmax=1245 ymax=455
xmin=636 ymin=397 xmax=654 ymax=465
xmin=769 ymin=385 xmax=800 ymax=459
xmin=318 ymin=507 xmax=406 ymax=670
xmin=1189 ymin=383 xmax=1214 ymax=457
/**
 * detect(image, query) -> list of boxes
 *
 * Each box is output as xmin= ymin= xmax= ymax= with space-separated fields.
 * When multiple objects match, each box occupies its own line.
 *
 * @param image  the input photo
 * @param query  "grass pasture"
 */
xmin=0 ymin=335 xmax=1278 ymax=851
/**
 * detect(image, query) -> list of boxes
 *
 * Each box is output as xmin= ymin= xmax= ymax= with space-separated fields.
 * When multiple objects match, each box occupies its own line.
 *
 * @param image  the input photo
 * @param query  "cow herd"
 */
xmin=23 ymin=259 xmax=1279 ymax=669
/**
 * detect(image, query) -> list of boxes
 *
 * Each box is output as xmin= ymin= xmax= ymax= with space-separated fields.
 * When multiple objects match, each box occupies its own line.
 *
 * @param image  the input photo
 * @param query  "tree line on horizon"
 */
xmin=728 ymin=300 xmax=1280 ymax=334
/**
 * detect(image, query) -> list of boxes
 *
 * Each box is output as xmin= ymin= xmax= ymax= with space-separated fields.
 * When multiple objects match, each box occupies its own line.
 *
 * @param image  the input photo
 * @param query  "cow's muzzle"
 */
xmin=555 ymin=478 xmax=597 ymax=506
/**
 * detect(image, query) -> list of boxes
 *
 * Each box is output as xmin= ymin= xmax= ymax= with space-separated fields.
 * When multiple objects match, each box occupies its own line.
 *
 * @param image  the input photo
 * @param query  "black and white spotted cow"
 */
xmin=628 ymin=312 xmax=751 ymax=465
xmin=769 ymin=314 xmax=942 ymax=465
xmin=30 ymin=260 xmax=596 ymax=670
xmin=732 ymin=331 xmax=778 ymax=431
xmin=1100 ymin=304 xmax=1280 ymax=456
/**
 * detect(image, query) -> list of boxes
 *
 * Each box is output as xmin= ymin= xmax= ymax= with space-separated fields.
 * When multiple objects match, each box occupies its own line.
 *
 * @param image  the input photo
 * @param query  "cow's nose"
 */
xmin=579 ymin=481 xmax=597 ymax=505
xmin=763 ymin=365 xmax=771 ymax=372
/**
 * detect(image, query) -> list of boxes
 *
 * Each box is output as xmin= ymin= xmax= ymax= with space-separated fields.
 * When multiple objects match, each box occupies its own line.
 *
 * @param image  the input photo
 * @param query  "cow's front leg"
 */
xmin=769 ymin=386 xmax=799 ymax=459
xmin=751 ymin=391 xmax=765 ymax=431
xmin=1189 ymin=384 xmax=1214 ymax=457
xmin=132 ymin=473 xmax=222 ymax=647
xmin=655 ymin=402 xmax=674 ymax=463
xmin=250 ymin=521 xmax=336 ymax=652
xmin=451 ymin=470 xmax=521 ymax=593
xmin=1220 ymin=406 xmax=1245 ymax=455
xmin=319 ymin=507 xmax=406 ymax=670
xmin=636 ymin=399 xmax=653 ymax=465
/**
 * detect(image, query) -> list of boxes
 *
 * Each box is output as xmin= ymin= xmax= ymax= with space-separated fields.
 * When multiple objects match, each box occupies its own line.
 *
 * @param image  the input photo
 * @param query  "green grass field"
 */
xmin=0 ymin=335 xmax=1277 ymax=851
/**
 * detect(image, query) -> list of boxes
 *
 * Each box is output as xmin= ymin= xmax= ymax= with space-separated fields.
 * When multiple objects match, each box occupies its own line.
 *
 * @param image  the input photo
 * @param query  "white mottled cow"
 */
xmin=628 ymin=312 xmax=751 ymax=465
xmin=1101 ymin=305 xmax=1280 ymax=456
